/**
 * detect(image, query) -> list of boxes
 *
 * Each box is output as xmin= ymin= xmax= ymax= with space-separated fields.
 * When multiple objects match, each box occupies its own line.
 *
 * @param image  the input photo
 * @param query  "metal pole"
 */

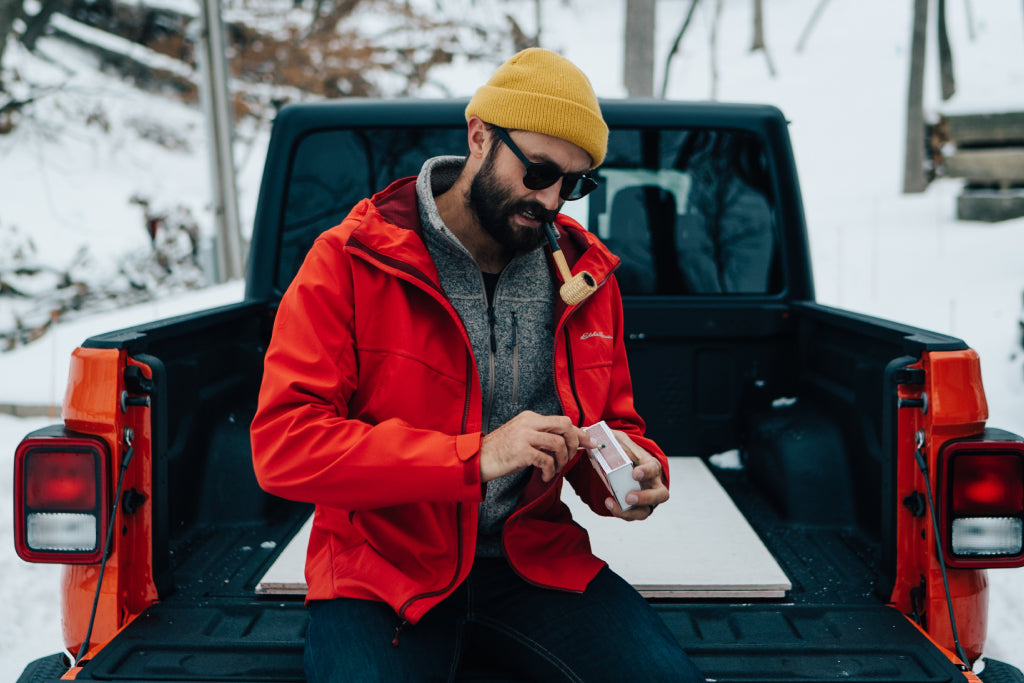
xmin=197 ymin=0 xmax=244 ymax=282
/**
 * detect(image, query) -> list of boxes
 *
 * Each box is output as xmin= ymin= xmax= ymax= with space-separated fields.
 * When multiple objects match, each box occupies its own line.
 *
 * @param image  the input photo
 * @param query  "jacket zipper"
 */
xmin=499 ymin=310 xmax=586 ymax=592
xmin=348 ymin=236 xmax=473 ymax=634
xmin=500 ymin=450 xmax=586 ymax=593
xmin=483 ymin=301 xmax=497 ymax=432
xmin=510 ymin=310 xmax=519 ymax=410
xmin=563 ymin=325 xmax=585 ymax=427
xmin=394 ymin=357 xmax=474 ymax=626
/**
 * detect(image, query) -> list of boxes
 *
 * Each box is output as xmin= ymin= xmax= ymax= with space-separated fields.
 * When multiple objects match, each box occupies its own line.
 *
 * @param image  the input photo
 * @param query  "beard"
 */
xmin=468 ymin=148 xmax=559 ymax=253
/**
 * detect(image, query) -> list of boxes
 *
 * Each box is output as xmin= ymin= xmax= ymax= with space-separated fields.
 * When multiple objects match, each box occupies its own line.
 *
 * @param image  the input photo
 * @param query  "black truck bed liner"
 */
xmin=69 ymin=600 xmax=967 ymax=682
xmin=63 ymin=470 xmax=966 ymax=683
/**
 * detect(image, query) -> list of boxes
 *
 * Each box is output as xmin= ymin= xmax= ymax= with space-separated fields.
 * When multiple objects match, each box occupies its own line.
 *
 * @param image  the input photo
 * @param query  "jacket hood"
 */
xmin=339 ymin=175 xmax=621 ymax=295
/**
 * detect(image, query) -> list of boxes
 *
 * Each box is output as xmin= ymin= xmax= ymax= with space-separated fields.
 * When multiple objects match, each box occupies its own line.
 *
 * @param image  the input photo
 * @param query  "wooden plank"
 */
xmin=256 ymin=457 xmax=791 ymax=598
xmin=943 ymin=147 xmax=1024 ymax=183
xmin=560 ymin=457 xmax=790 ymax=597
xmin=941 ymin=111 xmax=1024 ymax=146
xmin=957 ymin=190 xmax=1024 ymax=223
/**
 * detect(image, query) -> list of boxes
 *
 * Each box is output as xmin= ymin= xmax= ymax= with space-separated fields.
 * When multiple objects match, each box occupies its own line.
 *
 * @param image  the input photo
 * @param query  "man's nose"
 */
xmin=533 ymin=182 xmax=563 ymax=211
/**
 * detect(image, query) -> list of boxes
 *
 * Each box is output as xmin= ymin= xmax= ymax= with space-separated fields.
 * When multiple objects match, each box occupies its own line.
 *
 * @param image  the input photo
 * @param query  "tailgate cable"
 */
xmin=913 ymin=429 xmax=971 ymax=671
xmin=74 ymin=427 xmax=135 ymax=665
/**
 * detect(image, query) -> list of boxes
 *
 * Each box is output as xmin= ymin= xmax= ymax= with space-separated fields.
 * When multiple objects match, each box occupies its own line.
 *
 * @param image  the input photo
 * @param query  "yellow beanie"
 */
xmin=465 ymin=48 xmax=608 ymax=167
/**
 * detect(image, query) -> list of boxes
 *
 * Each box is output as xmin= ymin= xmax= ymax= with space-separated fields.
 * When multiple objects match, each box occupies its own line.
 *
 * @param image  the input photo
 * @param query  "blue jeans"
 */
xmin=304 ymin=557 xmax=704 ymax=682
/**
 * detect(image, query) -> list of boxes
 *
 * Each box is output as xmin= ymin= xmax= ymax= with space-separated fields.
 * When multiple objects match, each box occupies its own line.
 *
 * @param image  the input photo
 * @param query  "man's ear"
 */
xmin=466 ymin=116 xmax=490 ymax=161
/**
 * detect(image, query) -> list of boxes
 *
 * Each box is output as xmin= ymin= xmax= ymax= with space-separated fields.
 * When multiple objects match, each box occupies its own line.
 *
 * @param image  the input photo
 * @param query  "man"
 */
xmin=251 ymin=48 xmax=704 ymax=682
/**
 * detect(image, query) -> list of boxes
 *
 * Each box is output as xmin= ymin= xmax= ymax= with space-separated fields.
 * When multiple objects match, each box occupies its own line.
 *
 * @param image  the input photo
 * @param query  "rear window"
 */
xmin=280 ymin=126 xmax=779 ymax=296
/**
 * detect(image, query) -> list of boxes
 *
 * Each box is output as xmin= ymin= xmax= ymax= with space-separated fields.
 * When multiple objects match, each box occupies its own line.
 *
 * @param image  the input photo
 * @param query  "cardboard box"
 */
xmin=583 ymin=421 xmax=642 ymax=511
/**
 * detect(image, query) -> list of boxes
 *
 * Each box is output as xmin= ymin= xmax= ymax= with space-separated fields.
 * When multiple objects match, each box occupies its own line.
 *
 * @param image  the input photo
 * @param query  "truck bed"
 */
xmin=63 ymin=463 xmax=968 ymax=683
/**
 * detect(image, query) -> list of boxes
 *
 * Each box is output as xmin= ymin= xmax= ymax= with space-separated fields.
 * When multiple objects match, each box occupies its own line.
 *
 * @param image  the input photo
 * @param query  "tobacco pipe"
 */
xmin=543 ymin=222 xmax=597 ymax=305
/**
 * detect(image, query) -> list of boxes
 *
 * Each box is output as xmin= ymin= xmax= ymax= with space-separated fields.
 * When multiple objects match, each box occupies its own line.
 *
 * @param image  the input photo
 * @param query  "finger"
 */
xmin=624 ymin=485 xmax=669 ymax=509
xmin=528 ymin=447 xmax=558 ymax=482
xmin=533 ymin=431 xmax=570 ymax=465
xmin=541 ymin=418 xmax=584 ymax=451
xmin=632 ymin=459 xmax=663 ymax=484
xmin=605 ymin=496 xmax=652 ymax=521
xmin=577 ymin=431 xmax=598 ymax=450
xmin=613 ymin=430 xmax=647 ymax=464
xmin=560 ymin=427 xmax=582 ymax=455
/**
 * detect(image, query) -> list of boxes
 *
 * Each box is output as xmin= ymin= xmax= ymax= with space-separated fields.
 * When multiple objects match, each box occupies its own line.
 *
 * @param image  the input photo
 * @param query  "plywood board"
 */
xmin=256 ymin=457 xmax=790 ymax=598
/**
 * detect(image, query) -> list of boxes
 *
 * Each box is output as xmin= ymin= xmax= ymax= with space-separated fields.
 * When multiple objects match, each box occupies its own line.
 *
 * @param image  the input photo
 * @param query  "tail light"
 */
xmin=939 ymin=429 xmax=1024 ymax=568
xmin=13 ymin=427 xmax=110 ymax=564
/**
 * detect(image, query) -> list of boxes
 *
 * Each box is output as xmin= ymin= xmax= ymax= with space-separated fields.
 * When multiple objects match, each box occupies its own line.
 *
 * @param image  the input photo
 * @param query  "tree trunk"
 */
xmin=660 ymin=0 xmax=700 ymax=98
xmin=0 ymin=0 xmax=25 ymax=85
xmin=307 ymin=0 xmax=360 ymax=39
xmin=749 ymin=0 xmax=776 ymax=76
xmin=534 ymin=0 xmax=542 ymax=48
xmin=937 ymin=0 xmax=956 ymax=100
xmin=903 ymin=0 xmax=929 ymax=194
xmin=963 ymin=0 xmax=976 ymax=41
xmin=795 ymin=0 xmax=832 ymax=53
xmin=710 ymin=0 xmax=723 ymax=100
xmin=751 ymin=0 xmax=765 ymax=50
xmin=624 ymin=0 xmax=656 ymax=97
xmin=19 ymin=0 xmax=65 ymax=51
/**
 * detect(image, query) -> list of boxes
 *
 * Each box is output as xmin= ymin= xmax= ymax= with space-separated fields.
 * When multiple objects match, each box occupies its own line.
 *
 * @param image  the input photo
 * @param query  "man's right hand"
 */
xmin=480 ymin=411 xmax=596 ymax=483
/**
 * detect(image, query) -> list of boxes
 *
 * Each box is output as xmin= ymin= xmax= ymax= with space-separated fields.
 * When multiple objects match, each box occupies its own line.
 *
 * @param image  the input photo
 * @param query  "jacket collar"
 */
xmin=347 ymin=175 xmax=621 ymax=296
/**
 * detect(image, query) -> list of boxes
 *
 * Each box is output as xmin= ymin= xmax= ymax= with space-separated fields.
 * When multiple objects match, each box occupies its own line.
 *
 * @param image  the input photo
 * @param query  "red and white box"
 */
xmin=583 ymin=421 xmax=642 ymax=511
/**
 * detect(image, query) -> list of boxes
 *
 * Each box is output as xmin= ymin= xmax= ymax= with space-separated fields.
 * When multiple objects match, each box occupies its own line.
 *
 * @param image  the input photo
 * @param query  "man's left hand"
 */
xmin=604 ymin=430 xmax=669 ymax=521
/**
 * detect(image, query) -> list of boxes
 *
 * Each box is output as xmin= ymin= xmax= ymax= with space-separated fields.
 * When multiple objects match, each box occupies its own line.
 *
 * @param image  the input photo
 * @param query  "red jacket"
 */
xmin=251 ymin=177 xmax=668 ymax=624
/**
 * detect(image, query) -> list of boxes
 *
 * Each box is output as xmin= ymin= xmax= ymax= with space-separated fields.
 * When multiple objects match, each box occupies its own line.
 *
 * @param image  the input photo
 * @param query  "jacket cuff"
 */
xmin=455 ymin=432 xmax=483 ymax=496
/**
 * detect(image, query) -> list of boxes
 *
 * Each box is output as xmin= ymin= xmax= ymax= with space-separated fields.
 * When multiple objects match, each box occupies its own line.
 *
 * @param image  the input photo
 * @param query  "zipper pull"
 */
xmin=510 ymin=310 xmax=518 ymax=349
xmin=392 ymin=619 xmax=409 ymax=647
xmin=488 ymin=305 xmax=497 ymax=353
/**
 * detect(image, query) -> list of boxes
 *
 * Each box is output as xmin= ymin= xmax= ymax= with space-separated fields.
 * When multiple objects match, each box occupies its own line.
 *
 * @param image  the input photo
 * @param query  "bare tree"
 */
xmin=795 ymin=0 xmax=831 ymax=53
xmin=306 ymin=0 xmax=361 ymax=39
xmin=750 ymin=0 xmax=776 ymax=76
xmin=710 ymin=0 xmax=723 ymax=100
xmin=0 ymin=0 xmax=24 ymax=87
xmin=937 ymin=0 xmax=956 ymax=100
xmin=624 ymin=0 xmax=655 ymax=97
xmin=903 ymin=0 xmax=929 ymax=194
xmin=19 ymin=0 xmax=65 ymax=51
xmin=660 ymin=0 xmax=700 ymax=98
xmin=963 ymin=0 xmax=976 ymax=41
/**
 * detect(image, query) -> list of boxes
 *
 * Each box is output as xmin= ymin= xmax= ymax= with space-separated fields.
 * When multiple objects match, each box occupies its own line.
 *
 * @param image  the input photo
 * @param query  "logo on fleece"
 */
xmin=580 ymin=331 xmax=613 ymax=341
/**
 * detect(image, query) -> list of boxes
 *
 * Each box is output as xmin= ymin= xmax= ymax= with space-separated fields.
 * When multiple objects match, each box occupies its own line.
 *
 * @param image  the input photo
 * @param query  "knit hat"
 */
xmin=465 ymin=48 xmax=608 ymax=167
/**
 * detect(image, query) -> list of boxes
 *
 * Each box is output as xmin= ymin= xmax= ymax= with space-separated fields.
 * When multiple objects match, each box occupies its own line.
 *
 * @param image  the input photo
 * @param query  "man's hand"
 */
xmin=480 ymin=411 xmax=596 ymax=483
xmin=604 ymin=430 xmax=669 ymax=521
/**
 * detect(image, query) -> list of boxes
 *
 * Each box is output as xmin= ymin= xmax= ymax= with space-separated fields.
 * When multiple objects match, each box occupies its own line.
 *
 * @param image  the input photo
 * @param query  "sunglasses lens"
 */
xmin=522 ymin=164 xmax=562 ymax=191
xmin=562 ymin=175 xmax=598 ymax=201
xmin=495 ymin=127 xmax=599 ymax=201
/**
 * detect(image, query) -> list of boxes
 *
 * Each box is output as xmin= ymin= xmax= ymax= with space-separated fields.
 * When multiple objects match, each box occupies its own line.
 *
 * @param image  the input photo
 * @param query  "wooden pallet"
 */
xmin=937 ymin=111 xmax=1024 ymax=222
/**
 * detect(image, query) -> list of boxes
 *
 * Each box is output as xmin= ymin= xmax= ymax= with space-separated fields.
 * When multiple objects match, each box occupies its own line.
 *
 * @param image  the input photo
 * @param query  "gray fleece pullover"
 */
xmin=416 ymin=156 xmax=563 ymax=557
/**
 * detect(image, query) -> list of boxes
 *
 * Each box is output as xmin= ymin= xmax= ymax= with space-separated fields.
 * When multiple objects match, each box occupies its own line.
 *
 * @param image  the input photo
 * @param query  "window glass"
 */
xmin=280 ymin=126 xmax=778 ymax=295
xmin=592 ymin=128 xmax=777 ymax=295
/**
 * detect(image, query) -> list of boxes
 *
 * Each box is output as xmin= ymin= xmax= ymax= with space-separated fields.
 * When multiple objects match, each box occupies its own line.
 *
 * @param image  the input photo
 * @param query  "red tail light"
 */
xmin=940 ymin=430 xmax=1024 ymax=568
xmin=13 ymin=427 xmax=110 ymax=564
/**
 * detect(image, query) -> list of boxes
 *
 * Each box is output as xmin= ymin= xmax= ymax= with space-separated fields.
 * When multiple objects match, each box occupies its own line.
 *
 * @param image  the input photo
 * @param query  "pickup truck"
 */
xmin=13 ymin=98 xmax=1024 ymax=682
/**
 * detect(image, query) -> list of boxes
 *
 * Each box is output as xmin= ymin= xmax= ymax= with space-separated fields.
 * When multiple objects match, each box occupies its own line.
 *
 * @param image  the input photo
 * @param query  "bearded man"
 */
xmin=251 ymin=48 xmax=704 ymax=683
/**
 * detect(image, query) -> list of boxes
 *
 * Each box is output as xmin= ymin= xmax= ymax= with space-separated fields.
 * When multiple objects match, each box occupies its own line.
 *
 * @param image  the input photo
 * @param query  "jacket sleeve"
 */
xmin=565 ymin=274 xmax=670 ymax=515
xmin=250 ymin=228 xmax=483 ymax=510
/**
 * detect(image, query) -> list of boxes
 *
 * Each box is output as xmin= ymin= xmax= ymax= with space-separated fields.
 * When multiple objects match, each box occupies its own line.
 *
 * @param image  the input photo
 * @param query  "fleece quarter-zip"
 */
xmin=416 ymin=156 xmax=562 ymax=558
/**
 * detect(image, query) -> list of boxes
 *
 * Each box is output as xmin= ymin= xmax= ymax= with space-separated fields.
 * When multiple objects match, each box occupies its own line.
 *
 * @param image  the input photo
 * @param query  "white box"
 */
xmin=583 ymin=421 xmax=642 ymax=511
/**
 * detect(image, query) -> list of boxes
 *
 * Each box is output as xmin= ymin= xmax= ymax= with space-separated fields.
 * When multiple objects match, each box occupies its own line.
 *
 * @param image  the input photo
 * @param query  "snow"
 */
xmin=3 ymin=0 xmax=1024 ymax=676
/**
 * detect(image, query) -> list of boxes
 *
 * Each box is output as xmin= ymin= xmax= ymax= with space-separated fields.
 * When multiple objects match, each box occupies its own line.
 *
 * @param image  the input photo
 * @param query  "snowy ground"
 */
xmin=3 ymin=0 xmax=1024 ymax=676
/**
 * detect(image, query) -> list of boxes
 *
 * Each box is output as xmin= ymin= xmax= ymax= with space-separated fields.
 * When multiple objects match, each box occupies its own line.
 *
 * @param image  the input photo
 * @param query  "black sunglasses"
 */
xmin=491 ymin=126 xmax=598 ymax=201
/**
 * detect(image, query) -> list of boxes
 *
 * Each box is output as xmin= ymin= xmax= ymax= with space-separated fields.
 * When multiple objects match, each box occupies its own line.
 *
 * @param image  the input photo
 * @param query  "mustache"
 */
xmin=514 ymin=201 xmax=559 ymax=224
